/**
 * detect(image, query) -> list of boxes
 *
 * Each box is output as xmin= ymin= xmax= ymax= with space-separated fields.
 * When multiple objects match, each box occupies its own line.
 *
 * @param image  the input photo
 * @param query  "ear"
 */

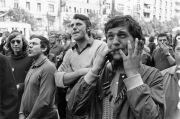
xmin=41 ymin=46 xmax=47 ymax=53
xmin=86 ymin=27 xmax=90 ymax=32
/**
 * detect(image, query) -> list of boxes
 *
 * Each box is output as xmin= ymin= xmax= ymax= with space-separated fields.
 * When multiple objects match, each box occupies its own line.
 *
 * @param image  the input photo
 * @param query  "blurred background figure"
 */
xmin=0 ymin=31 xmax=10 ymax=55
xmin=161 ymin=33 xmax=180 ymax=119
xmin=141 ymin=37 xmax=152 ymax=66
xmin=148 ymin=36 xmax=156 ymax=55
xmin=48 ymin=33 xmax=64 ymax=66
xmin=151 ymin=33 xmax=175 ymax=71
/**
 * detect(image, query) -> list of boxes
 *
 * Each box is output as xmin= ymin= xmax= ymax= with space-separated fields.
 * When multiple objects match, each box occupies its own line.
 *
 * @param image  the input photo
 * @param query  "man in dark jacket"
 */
xmin=6 ymin=32 xmax=33 ymax=111
xmin=67 ymin=15 xmax=165 ymax=119
xmin=0 ymin=54 xmax=18 ymax=119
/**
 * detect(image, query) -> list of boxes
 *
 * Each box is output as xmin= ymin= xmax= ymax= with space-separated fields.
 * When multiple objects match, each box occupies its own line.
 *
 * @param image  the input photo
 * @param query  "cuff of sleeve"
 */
xmin=84 ymin=69 xmax=100 ymax=85
xmin=123 ymin=74 xmax=144 ymax=91
xmin=19 ymin=112 xmax=24 ymax=115
xmin=55 ymin=71 xmax=66 ymax=88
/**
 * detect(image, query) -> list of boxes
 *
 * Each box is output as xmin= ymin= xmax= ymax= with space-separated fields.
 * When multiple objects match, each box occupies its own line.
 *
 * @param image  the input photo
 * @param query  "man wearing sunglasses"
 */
xmin=6 ymin=31 xmax=33 ymax=111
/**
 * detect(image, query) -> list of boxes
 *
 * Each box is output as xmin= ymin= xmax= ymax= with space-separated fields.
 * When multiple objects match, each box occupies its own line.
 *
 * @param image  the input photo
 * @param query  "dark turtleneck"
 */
xmin=7 ymin=51 xmax=33 ymax=85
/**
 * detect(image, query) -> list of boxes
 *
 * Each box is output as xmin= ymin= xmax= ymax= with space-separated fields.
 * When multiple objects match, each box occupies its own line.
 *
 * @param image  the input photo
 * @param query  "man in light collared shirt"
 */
xmin=54 ymin=14 xmax=107 ymax=119
xmin=67 ymin=15 xmax=165 ymax=119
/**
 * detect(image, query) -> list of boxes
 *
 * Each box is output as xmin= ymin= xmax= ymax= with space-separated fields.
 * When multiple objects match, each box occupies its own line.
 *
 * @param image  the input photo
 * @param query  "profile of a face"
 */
xmin=175 ymin=36 xmax=180 ymax=65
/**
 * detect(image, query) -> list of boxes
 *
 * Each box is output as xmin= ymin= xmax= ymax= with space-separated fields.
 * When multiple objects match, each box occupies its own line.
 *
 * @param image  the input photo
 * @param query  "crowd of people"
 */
xmin=0 ymin=13 xmax=180 ymax=119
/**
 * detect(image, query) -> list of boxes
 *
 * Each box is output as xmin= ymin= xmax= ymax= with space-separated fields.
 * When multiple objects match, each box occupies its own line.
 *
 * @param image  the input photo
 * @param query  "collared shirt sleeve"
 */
xmin=124 ymin=74 xmax=144 ymax=91
xmin=94 ymin=42 xmax=108 ymax=62
xmin=55 ymin=49 xmax=73 ymax=88
xmin=125 ymin=69 xmax=165 ymax=119
xmin=27 ymin=65 xmax=56 ymax=119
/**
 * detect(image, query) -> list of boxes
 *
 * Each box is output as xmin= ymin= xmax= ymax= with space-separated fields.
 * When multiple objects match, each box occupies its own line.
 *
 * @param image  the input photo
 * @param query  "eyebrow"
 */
xmin=107 ymin=30 xmax=126 ymax=35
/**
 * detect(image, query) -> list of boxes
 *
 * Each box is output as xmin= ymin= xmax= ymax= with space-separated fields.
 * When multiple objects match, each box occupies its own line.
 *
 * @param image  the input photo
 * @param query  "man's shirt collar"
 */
xmin=71 ymin=38 xmax=94 ymax=54
xmin=31 ymin=55 xmax=47 ymax=68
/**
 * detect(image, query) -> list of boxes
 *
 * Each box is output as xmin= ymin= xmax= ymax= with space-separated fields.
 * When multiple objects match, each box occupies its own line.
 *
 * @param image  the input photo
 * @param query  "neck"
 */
xmin=13 ymin=51 xmax=22 ymax=56
xmin=76 ymin=35 xmax=89 ymax=51
xmin=33 ymin=53 xmax=43 ymax=61
xmin=50 ymin=42 xmax=55 ymax=47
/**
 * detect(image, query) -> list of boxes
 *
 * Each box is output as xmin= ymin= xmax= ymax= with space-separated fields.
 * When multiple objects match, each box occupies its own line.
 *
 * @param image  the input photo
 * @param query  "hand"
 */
xmin=92 ymin=47 xmax=112 ymax=75
xmin=19 ymin=113 xmax=25 ymax=119
xmin=56 ymin=52 xmax=64 ymax=61
xmin=159 ymin=42 xmax=169 ymax=55
xmin=77 ymin=68 xmax=90 ymax=76
xmin=119 ymin=38 xmax=142 ymax=77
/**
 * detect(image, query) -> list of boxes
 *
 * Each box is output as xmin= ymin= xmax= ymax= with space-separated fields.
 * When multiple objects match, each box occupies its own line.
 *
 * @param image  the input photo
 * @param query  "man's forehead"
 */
xmin=158 ymin=36 xmax=167 ymax=40
xmin=30 ymin=38 xmax=41 ymax=43
xmin=71 ymin=19 xmax=85 ymax=24
xmin=107 ymin=26 xmax=128 ymax=34
xmin=13 ymin=35 xmax=22 ymax=40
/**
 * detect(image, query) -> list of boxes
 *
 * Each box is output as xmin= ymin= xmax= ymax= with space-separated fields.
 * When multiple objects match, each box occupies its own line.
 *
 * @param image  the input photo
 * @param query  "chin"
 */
xmin=28 ymin=54 xmax=33 ymax=57
xmin=113 ymin=54 xmax=121 ymax=60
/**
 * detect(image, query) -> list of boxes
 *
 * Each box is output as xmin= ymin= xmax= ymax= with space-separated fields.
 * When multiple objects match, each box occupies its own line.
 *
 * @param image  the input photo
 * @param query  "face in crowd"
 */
xmin=105 ymin=15 xmax=143 ymax=62
xmin=28 ymin=35 xmax=50 ymax=58
xmin=157 ymin=34 xmax=169 ymax=46
xmin=70 ymin=14 xmax=91 ymax=42
xmin=174 ymin=34 xmax=180 ymax=65
xmin=49 ymin=35 xmax=57 ymax=44
xmin=10 ymin=35 xmax=23 ymax=53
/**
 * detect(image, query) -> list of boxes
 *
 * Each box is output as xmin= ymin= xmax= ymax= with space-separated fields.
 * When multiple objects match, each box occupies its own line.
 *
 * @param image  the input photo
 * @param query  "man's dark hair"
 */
xmin=104 ymin=15 xmax=143 ymax=40
xmin=149 ymin=36 xmax=155 ymax=42
xmin=157 ymin=33 xmax=168 ymax=41
xmin=73 ymin=14 xmax=91 ymax=36
xmin=30 ymin=35 xmax=50 ymax=56
xmin=173 ymin=33 xmax=180 ymax=50
xmin=7 ymin=32 xmax=28 ymax=54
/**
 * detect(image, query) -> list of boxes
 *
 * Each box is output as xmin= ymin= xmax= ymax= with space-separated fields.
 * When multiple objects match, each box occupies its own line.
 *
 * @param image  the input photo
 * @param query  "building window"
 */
xmin=26 ymin=2 xmax=30 ymax=10
xmin=87 ymin=0 xmax=89 ymax=3
xmin=14 ymin=2 xmax=19 ymax=8
xmin=48 ymin=4 xmax=54 ymax=13
xmin=74 ymin=7 xmax=76 ymax=13
xmin=66 ymin=7 xmax=68 ymax=12
xmin=0 ymin=0 xmax=5 ymax=7
xmin=37 ymin=3 xmax=41 ymax=12
xmin=48 ymin=16 xmax=55 ymax=26
xmin=37 ymin=18 xmax=42 ymax=26
xmin=144 ymin=12 xmax=150 ymax=18
xmin=69 ymin=6 xmax=72 ymax=12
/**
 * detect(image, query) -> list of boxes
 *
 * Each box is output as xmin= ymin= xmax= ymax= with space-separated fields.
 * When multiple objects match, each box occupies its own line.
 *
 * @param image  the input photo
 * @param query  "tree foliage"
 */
xmin=7 ymin=8 xmax=36 ymax=27
xmin=139 ymin=17 xmax=179 ymax=36
xmin=88 ymin=11 xmax=101 ymax=30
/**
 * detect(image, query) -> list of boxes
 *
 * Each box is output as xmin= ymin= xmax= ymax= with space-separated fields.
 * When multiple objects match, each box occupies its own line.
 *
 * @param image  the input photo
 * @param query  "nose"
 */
xmin=29 ymin=43 xmax=33 ymax=48
xmin=112 ymin=35 xmax=121 ymax=49
xmin=72 ymin=24 xmax=77 ymax=31
xmin=14 ymin=41 xmax=18 ymax=45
